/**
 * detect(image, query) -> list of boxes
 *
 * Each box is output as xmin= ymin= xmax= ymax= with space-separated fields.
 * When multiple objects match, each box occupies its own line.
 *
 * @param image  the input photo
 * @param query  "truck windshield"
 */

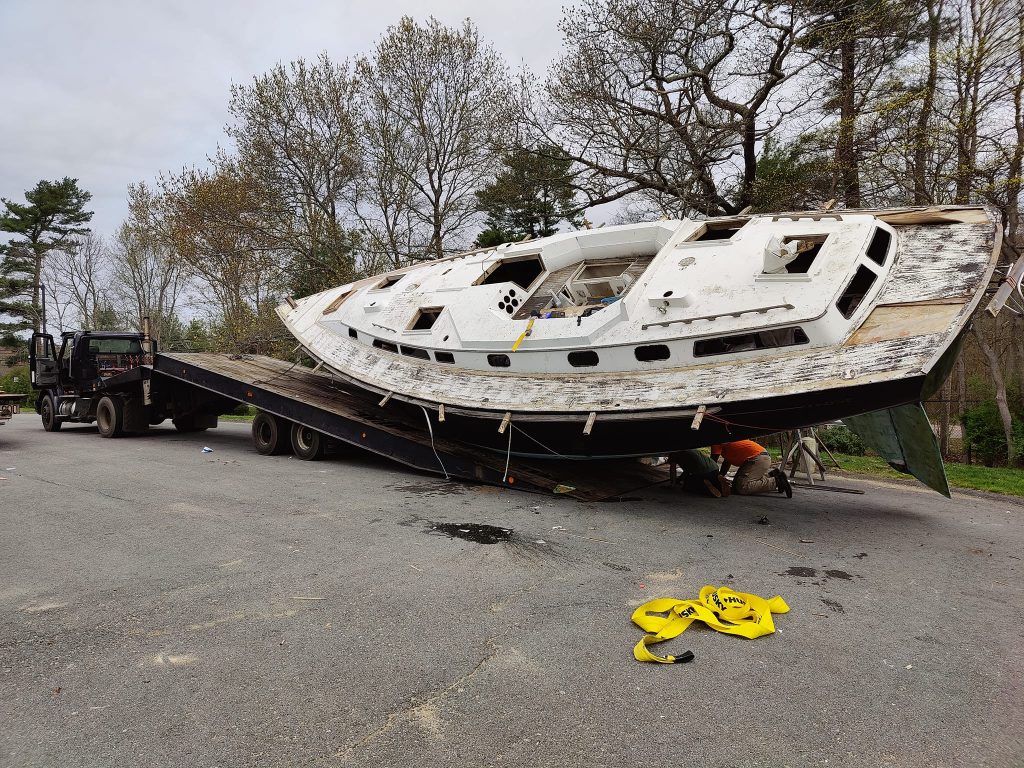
xmin=88 ymin=338 xmax=143 ymax=354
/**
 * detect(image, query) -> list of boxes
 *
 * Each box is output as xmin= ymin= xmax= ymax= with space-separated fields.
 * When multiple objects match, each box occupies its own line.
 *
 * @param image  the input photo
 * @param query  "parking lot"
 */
xmin=1 ymin=414 xmax=1022 ymax=768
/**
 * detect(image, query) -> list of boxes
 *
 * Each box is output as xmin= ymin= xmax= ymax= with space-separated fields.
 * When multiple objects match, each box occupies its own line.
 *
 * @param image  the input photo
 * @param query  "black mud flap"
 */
xmin=843 ymin=402 xmax=951 ymax=498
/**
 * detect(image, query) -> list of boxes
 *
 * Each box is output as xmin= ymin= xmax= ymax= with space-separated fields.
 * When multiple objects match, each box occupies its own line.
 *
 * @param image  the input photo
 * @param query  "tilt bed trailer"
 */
xmin=26 ymin=329 xmax=664 ymax=501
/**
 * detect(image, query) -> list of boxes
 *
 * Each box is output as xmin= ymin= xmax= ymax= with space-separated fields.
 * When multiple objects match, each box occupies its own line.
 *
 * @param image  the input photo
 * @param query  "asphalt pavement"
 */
xmin=1 ymin=414 xmax=1021 ymax=768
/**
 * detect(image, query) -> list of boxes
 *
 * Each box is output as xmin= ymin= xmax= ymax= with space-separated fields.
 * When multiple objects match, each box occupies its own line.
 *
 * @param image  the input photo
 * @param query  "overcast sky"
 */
xmin=0 ymin=0 xmax=565 ymax=238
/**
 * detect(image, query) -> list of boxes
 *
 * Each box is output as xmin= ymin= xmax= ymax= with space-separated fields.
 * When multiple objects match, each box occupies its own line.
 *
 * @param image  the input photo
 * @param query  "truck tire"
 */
xmin=96 ymin=396 xmax=124 ymax=438
xmin=41 ymin=394 xmax=62 ymax=432
xmin=290 ymin=423 xmax=325 ymax=461
xmin=252 ymin=411 xmax=291 ymax=455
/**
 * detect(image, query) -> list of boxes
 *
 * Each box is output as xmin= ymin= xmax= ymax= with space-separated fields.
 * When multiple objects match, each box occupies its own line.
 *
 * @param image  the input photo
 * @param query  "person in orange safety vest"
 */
xmin=710 ymin=440 xmax=792 ymax=498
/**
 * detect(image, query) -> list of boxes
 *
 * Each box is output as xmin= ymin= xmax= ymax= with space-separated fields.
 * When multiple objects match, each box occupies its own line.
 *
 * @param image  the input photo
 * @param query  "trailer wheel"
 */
xmin=41 ymin=394 xmax=62 ymax=432
xmin=290 ymin=423 xmax=325 ymax=460
xmin=252 ymin=412 xmax=291 ymax=455
xmin=96 ymin=396 xmax=124 ymax=438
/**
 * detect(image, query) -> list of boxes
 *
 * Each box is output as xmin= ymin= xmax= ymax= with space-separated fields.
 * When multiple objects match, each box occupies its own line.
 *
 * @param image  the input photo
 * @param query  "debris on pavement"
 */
xmin=201 ymin=447 xmax=213 ymax=453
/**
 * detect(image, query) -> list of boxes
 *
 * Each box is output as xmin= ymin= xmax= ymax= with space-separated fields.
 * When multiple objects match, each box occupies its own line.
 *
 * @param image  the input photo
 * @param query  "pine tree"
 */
xmin=474 ymin=146 xmax=580 ymax=247
xmin=0 ymin=178 xmax=93 ymax=338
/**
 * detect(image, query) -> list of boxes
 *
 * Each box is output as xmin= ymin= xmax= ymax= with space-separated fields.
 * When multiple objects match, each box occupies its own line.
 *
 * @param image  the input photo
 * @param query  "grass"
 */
xmin=220 ymin=414 xmax=255 ymax=422
xmin=821 ymin=452 xmax=1024 ymax=497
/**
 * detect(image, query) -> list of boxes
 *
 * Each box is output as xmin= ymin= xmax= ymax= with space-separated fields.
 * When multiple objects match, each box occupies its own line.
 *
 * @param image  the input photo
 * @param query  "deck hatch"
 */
xmin=693 ymin=327 xmax=809 ymax=357
xmin=475 ymin=255 xmax=545 ymax=290
xmin=409 ymin=306 xmax=445 ymax=330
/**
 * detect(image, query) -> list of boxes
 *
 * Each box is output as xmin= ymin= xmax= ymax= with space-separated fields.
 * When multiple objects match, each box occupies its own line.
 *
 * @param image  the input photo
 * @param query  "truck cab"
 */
xmin=29 ymin=330 xmax=217 ymax=436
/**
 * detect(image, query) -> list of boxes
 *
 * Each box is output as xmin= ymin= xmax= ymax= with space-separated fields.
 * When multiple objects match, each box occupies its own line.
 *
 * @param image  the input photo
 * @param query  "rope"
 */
xmin=502 ymin=421 xmax=513 ymax=482
xmin=419 ymin=405 xmax=450 ymax=480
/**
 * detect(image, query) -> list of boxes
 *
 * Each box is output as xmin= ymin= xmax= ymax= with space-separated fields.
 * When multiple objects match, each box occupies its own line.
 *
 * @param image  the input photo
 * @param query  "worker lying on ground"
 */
xmin=669 ymin=449 xmax=731 ymax=497
xmin=711 ymin=440 xmax=792 ymax=498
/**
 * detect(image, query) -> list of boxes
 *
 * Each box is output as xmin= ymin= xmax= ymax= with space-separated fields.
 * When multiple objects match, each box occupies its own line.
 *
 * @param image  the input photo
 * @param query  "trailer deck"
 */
xmin=152 ymin=353 xmax=667 ymax=501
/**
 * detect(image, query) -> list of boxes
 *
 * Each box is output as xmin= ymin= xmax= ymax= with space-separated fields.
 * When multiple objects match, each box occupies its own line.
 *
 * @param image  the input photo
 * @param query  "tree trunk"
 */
xmin=837 ymin=39 xmax=860 ymax=208
xmin=972 ymin=325 xmax=1014 ymax=462
xmin=913 ymin=0 xmax=941 ymax=204
xmin=939 ymin=376 xmax=950 ymax=458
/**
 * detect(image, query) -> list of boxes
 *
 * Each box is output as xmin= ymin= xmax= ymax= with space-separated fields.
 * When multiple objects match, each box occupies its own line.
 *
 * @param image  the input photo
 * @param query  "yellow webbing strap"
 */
xmin=631 ymin=586 xmax=790 ymax=663
xmin=511 ymin=318 xmax=535 ymax=352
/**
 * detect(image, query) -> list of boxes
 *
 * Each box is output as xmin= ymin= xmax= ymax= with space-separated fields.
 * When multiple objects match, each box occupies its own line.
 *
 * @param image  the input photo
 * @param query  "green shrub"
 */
xmin=821 ymin=424 xmax=866 ymax=456
xmin=0 ymin=366 xmax=33 ymax=407
xmin=229 ymin=403 xmax=255 ymax=417
xmin=962 ymin=399 xmax=1009 ymax=467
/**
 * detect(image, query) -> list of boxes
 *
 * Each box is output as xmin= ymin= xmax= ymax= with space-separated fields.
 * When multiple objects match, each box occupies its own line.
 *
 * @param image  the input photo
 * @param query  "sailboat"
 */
xmin=278 ymin=205 xmax=1003 ymax=495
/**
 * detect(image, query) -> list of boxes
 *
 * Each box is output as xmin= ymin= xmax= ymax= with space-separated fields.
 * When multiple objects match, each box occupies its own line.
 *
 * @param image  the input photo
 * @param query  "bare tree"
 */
xmin=532 ymin=0 xmax=815 ymax=217
xmin=226 ymin=55 xmax=362 ymax=294
xmin=43 ymin=232 xmax=110 ymax=330
xmin=158 ymin=162 xmax=285 ymax=353
xmin=357 ymin=17 xmax=513 ymax=262
xmin=108 ymin=183 xmax=185 ymax=344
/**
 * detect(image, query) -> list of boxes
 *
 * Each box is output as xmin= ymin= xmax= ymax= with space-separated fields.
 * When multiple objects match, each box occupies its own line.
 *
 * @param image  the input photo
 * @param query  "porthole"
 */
xmin=372 ymin=339 xmax=398 ymax=354
xmin=635 ymin=344 xmax=671 ymax=362
xmin=488 ymin=354 xmax=511 ymax=368
xmin=568 ymin=350 xmax=599 ymax=367
xmin=400 ymin=345 xmax=430 ymax=360
xmin=435 ymin=351 xmax=455 ymax=364
xmin=348 ymin=327 xmax=358 ymax=339
xmin=504 ymin=305 xmax=514 ymax=314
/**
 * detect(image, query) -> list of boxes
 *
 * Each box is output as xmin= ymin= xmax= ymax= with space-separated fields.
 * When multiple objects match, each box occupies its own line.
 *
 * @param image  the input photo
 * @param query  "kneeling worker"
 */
xmin=711 ymin=440 xmax=792 ymax=498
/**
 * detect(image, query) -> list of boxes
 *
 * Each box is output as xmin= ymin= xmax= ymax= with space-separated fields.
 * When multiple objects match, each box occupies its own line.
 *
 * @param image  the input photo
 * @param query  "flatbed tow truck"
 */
xmin=27 ymin=329 xmax=662 ymax=501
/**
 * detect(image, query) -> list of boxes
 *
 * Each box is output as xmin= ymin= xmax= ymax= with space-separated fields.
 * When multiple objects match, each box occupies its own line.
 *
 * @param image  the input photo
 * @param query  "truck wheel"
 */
xmin=252 ymin=412 xmax=291 ymax=455
xmin=41 ymin=395 xmax=62 ymax=432
xmin=290 ymin=423 xmax=325 ymax=461
xmin=96 ymin=396 xmax=124 ymax=438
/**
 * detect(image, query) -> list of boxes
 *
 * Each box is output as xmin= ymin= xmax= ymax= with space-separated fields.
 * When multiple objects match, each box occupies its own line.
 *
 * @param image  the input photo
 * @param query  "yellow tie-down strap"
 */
xmin=631 ymin=586 xmax=790 ymax=663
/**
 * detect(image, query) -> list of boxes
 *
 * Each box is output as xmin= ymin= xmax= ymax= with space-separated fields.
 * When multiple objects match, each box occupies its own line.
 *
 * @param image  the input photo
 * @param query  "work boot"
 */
xmin=717 ymin=475 xmax=731 ymax=497
xmin=702 ymin=478 xmax=722 ymax=498
xmin=770 ymin=469 xmax=793 ymax=499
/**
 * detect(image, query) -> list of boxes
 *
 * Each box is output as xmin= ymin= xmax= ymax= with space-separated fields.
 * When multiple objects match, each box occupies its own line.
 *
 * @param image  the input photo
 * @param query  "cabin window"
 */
xmin=635 ymin=344 xmax=671 ymax=362
xmin=568 ymin=350 xmax=599 ymax=367
xmin=690 ymin=220 xmax=744 ymax=242
xmin=836 ymin=266 xmax=878 ymax=319
xmin=372 ymin=339 xmax=398 ymax=353
xmin=475 ymin=256 xmax=545 ymax=290
xmin=693 ymin=327 xmax=809 ymax=357
xmin=400 ymin=345 xmax=430 ymax=360
xmin=376 ymin=274 xmax=403 ymax=289
xmin=348 ymin=327 xmax=358 ymax=339
xmin=488 ymin=354 xmax=511 ymax=368
xmin=865 ymin=227 xmax=891 ymax=266
xmin=435 ymin=351 xmax=455 ymax=364
xmin=409 ymin=306 xmax=444 ymax=330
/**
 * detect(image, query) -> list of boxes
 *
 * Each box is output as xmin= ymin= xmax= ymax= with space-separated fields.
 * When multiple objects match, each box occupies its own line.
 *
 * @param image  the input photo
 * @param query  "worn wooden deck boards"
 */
xmin=157 ymin=353 xmax=669 ymax=500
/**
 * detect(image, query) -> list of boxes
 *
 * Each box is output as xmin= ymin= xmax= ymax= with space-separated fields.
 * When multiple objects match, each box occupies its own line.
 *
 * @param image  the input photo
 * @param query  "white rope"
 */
xmin=502 ymin=421 xmax=513 ymax=482
xmin=419 ymin=406 xmax=450 ymax=480
xmin=512 ymin=423 xmax=570 ymax=459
